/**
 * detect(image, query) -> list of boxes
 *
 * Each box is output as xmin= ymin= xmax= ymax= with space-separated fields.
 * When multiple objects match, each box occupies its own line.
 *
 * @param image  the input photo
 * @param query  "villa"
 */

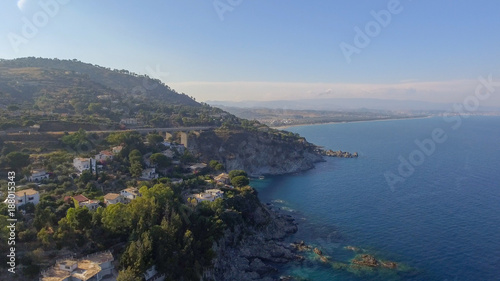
xmin=73 ymin=157 xmax=96 ymax=174
xmin=141 ymin=168 xmax=159 ymax=180
xmin=4 ymin=188 xmax=40 ymax=209
xmin=95 ymin=150 xmax=113 ymax=161
xmin=81 ymin=200 xmax=100 ymax=211
xmin=65 ymin=195 xmax=100 ymax=210
xmin=120 ymin=187 xmax=140 ymax=202
xmin=103 ymin=193 xmax=122 ymax=205
xmin=111 ymin=146 xmax=123 ymax=154
xmin=189 ymin=163 xmax=207 ymax=173
xmin=190 ymin=189 xmax=224 ymax=203
xmin=214 ymin=173 xmax=230 ymax=185
xmin=144 ymin=265 xmax=165 ymax=281
xmin=29 ymin=169 xmax=50 ymax=182
xmin=40 ymin=251 xmax=114 ymax=281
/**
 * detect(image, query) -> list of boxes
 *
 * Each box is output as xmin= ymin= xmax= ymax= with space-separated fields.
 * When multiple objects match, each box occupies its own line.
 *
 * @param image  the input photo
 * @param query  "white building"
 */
xmin=120 ymin=187 xmax=140 ymax=202
xmin=214 ymin=173 xmax=230 ymax=185
xmin=40 ymin=251 xmax=114 ymax=281
xmin=103 ymin=193 xmax=122 ymax=205
xmin=28 ymin=170 xmax=50 ymax=182
xmin=112 ymin=146 xmax=123 ymax=154
xmin=144 ymin=265 xmax=165 ymax=281
xmin=81 ymin=200 xmax=100 ymax=211
xmin=141 ymin=168 xmax=159 ymax=180
xmin=161 ymin=149 xmax=175 ymax=158
xmin=189 ymin=163 xmax=207 ymax=173
xmin=95 ymin=150 xmax=113 ymax=161
xmin=4 ymin=188 xmax=40 ymax=208
xmin=120 ymin=118 xmax=139 ymax=125
xmin=73 ymin=157 xmax=96 ymax=174
xmin=170 ymin=178 xmax=184 ymax=185
xmin=190 ymin=189 xmax=224 ymax=203
xmin=171 ymin=144 xmax=185 ymax=154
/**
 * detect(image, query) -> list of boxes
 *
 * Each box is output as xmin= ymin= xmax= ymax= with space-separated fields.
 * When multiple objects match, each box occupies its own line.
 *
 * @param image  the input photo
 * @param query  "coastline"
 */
xmin=271 ymin=115 xmax=432 ymax=130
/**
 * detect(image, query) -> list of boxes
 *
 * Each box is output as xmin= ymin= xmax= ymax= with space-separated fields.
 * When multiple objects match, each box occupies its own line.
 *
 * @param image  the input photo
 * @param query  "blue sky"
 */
xmin=1 ymin=0 xmax=500 ymax=105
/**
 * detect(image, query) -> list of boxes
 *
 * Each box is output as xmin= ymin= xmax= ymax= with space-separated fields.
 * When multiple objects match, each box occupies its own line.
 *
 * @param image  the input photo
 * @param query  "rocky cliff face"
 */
xmin=187 ymin=129 xmax=324 ymax=175
xmin=209 ymin=203 xmax=300 ymax=281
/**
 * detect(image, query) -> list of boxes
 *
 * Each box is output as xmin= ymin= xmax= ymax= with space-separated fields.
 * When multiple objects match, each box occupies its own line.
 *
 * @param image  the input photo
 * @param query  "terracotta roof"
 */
xmin=99 ymin=150 xmax=113 ymax=156
xmin=72 ymin=194 xmax=89 ymax=203
xmin=122 ymin=187 xmax=139 ymax=194
xmin=103 ymin=193 xmax=120 ymax=200
xmin=15 ymin=188 xmax=38 ymax=197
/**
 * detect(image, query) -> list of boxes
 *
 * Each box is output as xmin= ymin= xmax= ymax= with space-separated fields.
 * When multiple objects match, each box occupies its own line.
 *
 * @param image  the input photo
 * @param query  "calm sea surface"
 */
xmin=252 ymin=116 xmax=500 ymax=281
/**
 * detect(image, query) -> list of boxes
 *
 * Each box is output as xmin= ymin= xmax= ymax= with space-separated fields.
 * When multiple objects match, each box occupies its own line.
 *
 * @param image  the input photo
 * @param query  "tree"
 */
xmin=149 ymin=153 xmax=171 ymax=168
xmin=231 ymin=175 xmax=249 ymax=188
xmin=209 ymin=160 xmax=219 ymax=170
xmin=129 ymin=149 xmax=143 ymax=177
xmin=146 ymin=133 xmax=164 ymax=145
xmin=37 ymin=228 xmax=52 ymax=247
xmin=7 ymin=105 xmax=20 ymax=111
xmin=215 ymin=163 xmax=224 ymax=171
xmin=117 ymin=267 xmax=142 ymax=281
xmin=229 ymin=170 xmax=247 ymax=180
xmin=130 ymin=162 xmax=143 ymax=178
xmin=78 ymin=170 xmax=93 ymax=184
xmin=6 ymin=151 xmax=30 ymax=171
xmin=61 ymin=129 xmax=91 ymax=151
xmin=87 ymin=103 xmax=103 ymax=114
xmin=101 ymin=203 xmax=130 ymax=235
xmin=129 ymin=150 xmax=142 ymax=163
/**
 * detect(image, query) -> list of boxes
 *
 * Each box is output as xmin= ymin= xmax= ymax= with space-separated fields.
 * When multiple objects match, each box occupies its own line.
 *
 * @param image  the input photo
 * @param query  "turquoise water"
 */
xmin=252 ymin=116 xmax=500 ymax=281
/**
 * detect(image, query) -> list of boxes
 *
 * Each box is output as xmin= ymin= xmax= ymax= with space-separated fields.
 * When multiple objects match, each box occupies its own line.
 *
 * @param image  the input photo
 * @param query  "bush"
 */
xmin=231 ymin=175 xmax=249 ymax=188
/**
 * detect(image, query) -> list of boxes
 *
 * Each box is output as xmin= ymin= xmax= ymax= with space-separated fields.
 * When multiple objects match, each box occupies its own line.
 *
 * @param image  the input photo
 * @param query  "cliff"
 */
xmin=187 ymin=128 xmax=324 ymax=175
xmin=208 ymin=194 xmax=301 ymax=281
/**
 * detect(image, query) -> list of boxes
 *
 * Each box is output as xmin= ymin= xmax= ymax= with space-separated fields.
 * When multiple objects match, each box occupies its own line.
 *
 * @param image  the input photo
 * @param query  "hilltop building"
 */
xmin=40 ymin=251 xmax=114 ymax=281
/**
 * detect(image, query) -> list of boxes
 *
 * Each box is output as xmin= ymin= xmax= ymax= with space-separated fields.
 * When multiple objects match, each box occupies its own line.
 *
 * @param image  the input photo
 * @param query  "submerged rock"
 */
xmin=321 ymin=149 xmax=359 ymax=158
xmin=352 ymin=254 xmax=379 ymax=267
xmin=351 ymin=254 xmax=398 ymax=269
xmin=344 ymin=245 xmax=362 ymax=252
xmin=290 ymin=241 xmax=312 ymax=252
xmin=313 ymin=248 xmax=322 ymax=256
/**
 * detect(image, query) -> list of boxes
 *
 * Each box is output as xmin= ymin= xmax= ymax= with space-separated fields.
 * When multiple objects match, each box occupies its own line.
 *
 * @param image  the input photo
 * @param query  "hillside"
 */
xmin=0 ymin=57 xmax=198 ymax=106
xmin=0 ymin=57 xmax=324 ymax=175
xmin=0 ymin=57 xmax=230 ymax=131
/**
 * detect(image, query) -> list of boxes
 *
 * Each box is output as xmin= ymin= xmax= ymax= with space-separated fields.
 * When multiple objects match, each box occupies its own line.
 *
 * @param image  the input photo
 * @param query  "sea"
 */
xmin=251 ymin=116 xmax=500 ymax=281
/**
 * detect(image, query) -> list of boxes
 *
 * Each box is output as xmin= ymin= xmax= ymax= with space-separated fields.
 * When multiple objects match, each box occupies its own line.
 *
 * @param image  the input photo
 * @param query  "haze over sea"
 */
xmin=252 ymin=116 xmax=500 ymax=281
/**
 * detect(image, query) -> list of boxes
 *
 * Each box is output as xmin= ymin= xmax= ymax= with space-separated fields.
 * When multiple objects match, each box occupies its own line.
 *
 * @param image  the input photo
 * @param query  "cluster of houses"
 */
xmin=3 ymin=186 xmax=143 ymax=210
xmin=40 ymin=251 xmax=165 ymax=281
xmin=186 ymin=172 xmax=231 ymax=203
xmin=64 ymin=194 xmax=100 ymax=211
xmin=102 ymin=187 xmax=140 ymax=206
xmin=40 ymin=251 xmax=114 ymax=281
xmin=188 ymin=189 xmax=224 ymax=203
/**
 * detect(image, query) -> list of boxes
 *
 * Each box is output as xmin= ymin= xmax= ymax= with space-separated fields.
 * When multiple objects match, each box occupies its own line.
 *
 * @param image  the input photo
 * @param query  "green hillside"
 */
xmin=0 ymin=57 xmax=226 ymax=131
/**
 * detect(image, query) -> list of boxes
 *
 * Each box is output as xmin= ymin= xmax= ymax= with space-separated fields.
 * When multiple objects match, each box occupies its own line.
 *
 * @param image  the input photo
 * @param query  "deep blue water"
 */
xmin=252 ymin=116 xmax=500 ymax=281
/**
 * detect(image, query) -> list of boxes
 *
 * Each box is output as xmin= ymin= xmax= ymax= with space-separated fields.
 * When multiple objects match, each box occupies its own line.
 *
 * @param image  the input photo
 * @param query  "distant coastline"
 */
xmin=271 ymin=115 xmax=433 ymax=130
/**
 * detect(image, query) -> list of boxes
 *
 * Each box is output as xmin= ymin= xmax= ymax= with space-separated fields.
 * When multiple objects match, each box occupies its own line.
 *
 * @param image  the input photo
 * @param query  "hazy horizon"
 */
xmin=2 ymin=1 xmax=500 ymax=106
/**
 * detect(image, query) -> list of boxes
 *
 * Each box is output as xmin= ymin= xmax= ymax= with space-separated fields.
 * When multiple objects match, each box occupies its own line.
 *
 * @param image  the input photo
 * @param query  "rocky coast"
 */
xmin=210 ymin=203 xmax=301 ymax=281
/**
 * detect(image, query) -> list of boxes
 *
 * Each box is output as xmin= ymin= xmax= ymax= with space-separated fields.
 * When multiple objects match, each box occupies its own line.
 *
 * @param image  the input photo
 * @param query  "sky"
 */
xmin=1 ymin=0 xmax=500 ymax=106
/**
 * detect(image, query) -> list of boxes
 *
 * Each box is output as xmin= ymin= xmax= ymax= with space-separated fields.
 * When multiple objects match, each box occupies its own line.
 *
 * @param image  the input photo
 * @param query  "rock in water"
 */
xmin=313 ymin=247 xmax=323 ymax=256
xmin=352 ymin=254 xmax=379 ymax=267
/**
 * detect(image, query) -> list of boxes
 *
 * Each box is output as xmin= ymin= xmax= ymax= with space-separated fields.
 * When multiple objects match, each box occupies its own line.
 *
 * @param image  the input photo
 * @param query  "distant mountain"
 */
xmin=0 ymin=57 xmax=199 ymax=107
xmin=0 ymin=57 xmax=237 ymax=132
xmin=207 ymin=98 xmax=500 ymax=112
